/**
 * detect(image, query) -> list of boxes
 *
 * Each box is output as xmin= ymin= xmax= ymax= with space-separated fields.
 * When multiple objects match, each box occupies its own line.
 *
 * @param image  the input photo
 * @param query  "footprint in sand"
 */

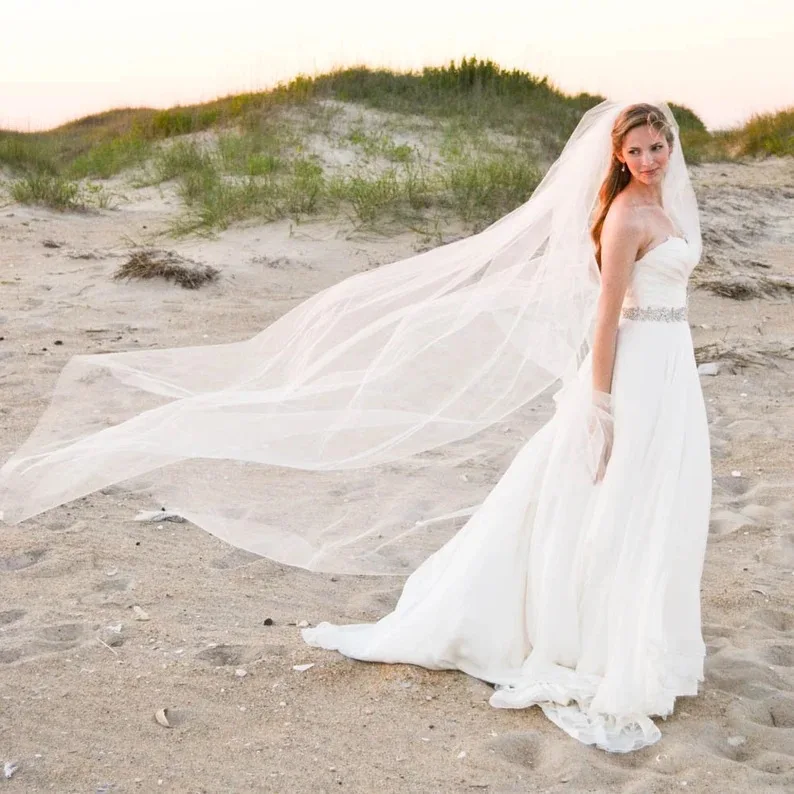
xmin=713 ymin=475 xmax=753 ymax=497
xmin=733 ymin=691 xmax=794 ymax=729
xmin=195 ymin=644 xmax=248 ymax=666
xmin=709 ymin=508 xmax=756 ymax=535
xmin=740 ymin=503 xmax=779 ymax=523
xmin=725 ymin=418 xmax=778 ymax=439
xmin=0 ymin=609 xmax=26 ymax=626
xmin=748 ymin=751 xmax=794 ymax=777
xmin=698 ymin=726 xmax=756 ymax=765
xmin=699 ymin=705 xmax=794 ymax=780
xmin=757 ymin=532 xmax=794 ymax=568
xmin=763 ymin=644 xmax=794 ymax=668
xmin=95 ymin=575 xmax=134 ymax=593
xmin=706 ymin=649 xmax=790 ymax=699
xmin=36 ymin=623 xmax=86 ymax=644
xmin=486 ymin=730 xmax=606 ymax=785
xmin=485 ymin=730 xmax=550 ymax=771
xmin=348 ymin=586 xmax=403 ymax=616
xmin=0 ymin=648 xmax=24 ymax=664
xmin=0 ymin=622 xmax=92 ymax=665
xmin=0 ymin=549 xmax=47 ymax=572
xmin=766 ymin=694 xmax=794 ymax=729
xmin=725 ymin=694 xmax=794 ymax=776
xmin=42 ymin=518 xmax=87 ymax=535
xmin=80 ymin=574 xmax=136 ymax=607
xmin=752 ymin=608 xmax=794 ymax=634
xmin=703 ymin=621 xmax=738 ymax=640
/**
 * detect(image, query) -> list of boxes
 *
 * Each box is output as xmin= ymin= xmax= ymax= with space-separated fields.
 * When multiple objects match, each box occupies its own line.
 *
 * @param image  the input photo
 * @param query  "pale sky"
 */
xmin=2 ymin=0 xmax=792 ymax=133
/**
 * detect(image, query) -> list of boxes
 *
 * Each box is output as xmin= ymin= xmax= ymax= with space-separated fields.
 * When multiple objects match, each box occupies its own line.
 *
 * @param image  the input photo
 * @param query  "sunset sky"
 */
xmin=2 ymin=0 xmax=792 ymax=132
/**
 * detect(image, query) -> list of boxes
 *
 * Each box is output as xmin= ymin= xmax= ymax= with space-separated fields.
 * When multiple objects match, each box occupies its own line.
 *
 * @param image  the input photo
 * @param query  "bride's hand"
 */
xmin=588 ymin=390 xmax=614 ymax=484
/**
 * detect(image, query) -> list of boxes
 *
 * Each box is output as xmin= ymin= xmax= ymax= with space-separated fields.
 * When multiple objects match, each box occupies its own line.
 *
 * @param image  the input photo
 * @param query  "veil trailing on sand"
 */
xmin=0 ymin=98 xmax=701 ymax=574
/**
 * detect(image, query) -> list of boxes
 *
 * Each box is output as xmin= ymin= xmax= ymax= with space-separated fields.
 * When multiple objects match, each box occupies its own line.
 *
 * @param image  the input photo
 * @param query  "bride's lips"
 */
xmin=641 ymin=168 xmax=659 ymax=176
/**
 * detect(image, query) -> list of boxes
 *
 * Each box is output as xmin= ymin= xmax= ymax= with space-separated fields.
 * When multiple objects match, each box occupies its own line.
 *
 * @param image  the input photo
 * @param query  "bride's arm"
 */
xmin=591 ymin=208 xmax=644 ymax=394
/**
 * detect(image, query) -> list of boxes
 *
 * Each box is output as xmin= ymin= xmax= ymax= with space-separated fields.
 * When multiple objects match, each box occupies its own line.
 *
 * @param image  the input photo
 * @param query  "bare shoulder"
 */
xmin=602 ymin=193 xmax=644 ymax=244
xmin=600 ymin=194 xmax=644 ymax=270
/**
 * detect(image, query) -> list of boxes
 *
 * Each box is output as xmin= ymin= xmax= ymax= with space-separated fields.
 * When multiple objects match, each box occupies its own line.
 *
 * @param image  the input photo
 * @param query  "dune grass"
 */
xmin=0 ymin=58 xmax=789 ymax=231
xmin=727 ymin=107 xmax=794 ymax=157
xmin=8 ymin=172 xmax=117 ymax=210
xmin=8 ymin=173 xmax=81 ymax=209
xmin=148 ymin=115 xmax=543 ymax=236
xmin=160 ymin=142 xmax=541 ymax=236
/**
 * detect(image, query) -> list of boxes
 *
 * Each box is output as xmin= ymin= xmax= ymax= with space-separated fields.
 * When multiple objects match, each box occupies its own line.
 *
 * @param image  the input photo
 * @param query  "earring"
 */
xmin=621 ymin=163 xmax=626 ymax=173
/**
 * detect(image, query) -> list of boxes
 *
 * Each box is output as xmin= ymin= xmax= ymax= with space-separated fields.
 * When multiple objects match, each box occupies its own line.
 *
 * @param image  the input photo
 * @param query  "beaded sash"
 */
xmin=620 ymin=305 xmax=688 ymax=322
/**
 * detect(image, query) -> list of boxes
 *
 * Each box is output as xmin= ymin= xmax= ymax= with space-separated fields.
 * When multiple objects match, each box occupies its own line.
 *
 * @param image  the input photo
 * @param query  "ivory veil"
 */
xmin=0 ymin=98 xmax=702 ymax=575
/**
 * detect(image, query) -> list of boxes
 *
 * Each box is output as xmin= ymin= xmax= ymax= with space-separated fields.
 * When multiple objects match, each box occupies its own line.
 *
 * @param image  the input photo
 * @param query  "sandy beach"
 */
xmin=1 ymin=145 xmax=793 ymax=792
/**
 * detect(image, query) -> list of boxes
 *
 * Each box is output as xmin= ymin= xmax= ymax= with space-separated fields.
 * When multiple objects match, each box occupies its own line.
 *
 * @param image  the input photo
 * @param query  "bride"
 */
xmin=0 ymin=99 xmax=710 ymax=753
xmin=303 ymin=101 xmax=712 ymax=753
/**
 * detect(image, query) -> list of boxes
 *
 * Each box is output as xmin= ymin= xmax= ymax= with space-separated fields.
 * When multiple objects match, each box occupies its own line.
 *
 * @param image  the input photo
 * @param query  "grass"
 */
xmin=441 ymin=154 xmax=541 ymax=225
xmin=347 ymin=127 xmax=416 ymax=163
xmin=679 ymin=106 xmax=794 ymax=162
xmin=0 ymin=57 xmax=790 ymax=233
xmin=162 ymin=143 xmax=541 ymax=235
xmin=113 ymin=249 xmax=220 ymax=288
xmin=299 ymin=58 xmax=603 ymax=148
xmin=7 ymin=172 xmax=117 ymax=210
xmin=67 ymin=134 xmax=153 ymax=179
xmin=142 ymin=139 xmax=213 ymax=185
xmin=8 ymin=173 xmax=81 ymax=209
xmin=727 ymin=107 xmax=794 ymax=157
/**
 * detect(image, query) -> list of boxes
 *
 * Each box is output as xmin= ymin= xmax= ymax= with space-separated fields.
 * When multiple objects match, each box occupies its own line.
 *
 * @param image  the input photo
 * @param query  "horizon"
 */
xmin=2 ymin=0 xmax=792 ymax=134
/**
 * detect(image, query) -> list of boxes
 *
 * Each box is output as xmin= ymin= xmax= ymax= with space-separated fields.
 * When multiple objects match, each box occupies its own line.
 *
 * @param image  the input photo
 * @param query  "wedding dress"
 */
xmin=303 ymin=233 xmax=712 ymax=753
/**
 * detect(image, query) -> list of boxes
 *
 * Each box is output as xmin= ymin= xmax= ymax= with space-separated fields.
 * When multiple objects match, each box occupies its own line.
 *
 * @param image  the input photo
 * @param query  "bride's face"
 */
xmin=619 ymin=124 xmax=671 ymax=185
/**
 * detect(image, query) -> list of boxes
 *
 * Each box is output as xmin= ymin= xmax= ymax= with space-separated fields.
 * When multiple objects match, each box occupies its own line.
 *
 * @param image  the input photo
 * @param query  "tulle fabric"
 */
xmin=304 ymin=241 xmax=712 ymax=751
xmin=0 ymin=98 xmax=701 ymax=575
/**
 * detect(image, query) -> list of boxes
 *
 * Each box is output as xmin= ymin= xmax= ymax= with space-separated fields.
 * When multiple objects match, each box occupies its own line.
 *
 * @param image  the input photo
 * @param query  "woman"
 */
xmin=0 ymin=100 xmax=710 ymax=751
xmin=302 ymin=102 xmax=712 ymax=752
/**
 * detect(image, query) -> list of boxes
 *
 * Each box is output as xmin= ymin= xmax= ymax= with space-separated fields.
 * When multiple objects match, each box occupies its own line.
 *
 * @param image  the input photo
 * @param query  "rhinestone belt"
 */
xmin=621 ymin=305 xmax=688 ymax=322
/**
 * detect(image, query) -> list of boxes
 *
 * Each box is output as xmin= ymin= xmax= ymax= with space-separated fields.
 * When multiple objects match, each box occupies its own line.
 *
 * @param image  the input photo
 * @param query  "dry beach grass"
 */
xmin=113 ymin=249 xmax=220 ymax=290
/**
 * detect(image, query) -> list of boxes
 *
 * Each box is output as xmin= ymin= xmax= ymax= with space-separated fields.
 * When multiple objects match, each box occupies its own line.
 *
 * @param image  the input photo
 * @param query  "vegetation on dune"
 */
xmin=0 ymin=58 xmax=789 ymax=233
xmin=726 ymin=107 xmax=794 ymax=157
xmin=289 ymin=58 xmax=604 ymax=144
xmin=7 ymin=171 xmax=117 ymax=210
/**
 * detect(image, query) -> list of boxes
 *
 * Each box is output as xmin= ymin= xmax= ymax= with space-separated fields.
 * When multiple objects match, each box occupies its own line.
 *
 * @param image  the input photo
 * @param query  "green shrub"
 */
xmin=442 ymin=154 xmax=541 ymax=227
xmin=734 ymin=108 xmax=794 ymax=156
xmin=284 ymin=158 xmax=324 ymax=214
xmin=67 ymin=134 xmax=151 ymax=178
xmin=148 ymin=108 xmax=220 ymax=139
xmin=7 ymin=173 xmax=118 ymax=210
xmin=151 ymin=140 xmax=212 ymax=183
xmin=0 ymin=132 xmax=58 ymax=174
xmin=9 ymin=173 xmax=81 ymax=209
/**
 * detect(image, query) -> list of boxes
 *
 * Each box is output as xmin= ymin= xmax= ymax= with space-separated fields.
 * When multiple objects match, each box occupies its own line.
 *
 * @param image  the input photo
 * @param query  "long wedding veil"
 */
xmin=0 ymin=98 xmax=701 ymax=574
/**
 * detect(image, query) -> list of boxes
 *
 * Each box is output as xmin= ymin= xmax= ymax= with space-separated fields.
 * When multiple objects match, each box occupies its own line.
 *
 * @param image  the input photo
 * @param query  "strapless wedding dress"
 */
xmin=303 ymin=235 xmax=713 ymax=753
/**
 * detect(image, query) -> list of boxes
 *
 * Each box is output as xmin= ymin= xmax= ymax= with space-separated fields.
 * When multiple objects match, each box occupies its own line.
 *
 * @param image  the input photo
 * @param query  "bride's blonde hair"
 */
xmin=590 ymin=103 xmax=675 ymax=270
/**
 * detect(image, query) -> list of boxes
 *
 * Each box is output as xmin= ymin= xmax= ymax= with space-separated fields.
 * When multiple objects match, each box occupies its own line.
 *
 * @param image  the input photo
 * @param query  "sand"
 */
xmin=0 ymin=150 xmax=793 ymax=793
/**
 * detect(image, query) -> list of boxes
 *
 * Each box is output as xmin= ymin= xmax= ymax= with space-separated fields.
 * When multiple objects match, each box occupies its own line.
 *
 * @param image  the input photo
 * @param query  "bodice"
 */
xmin=621 ymin=236 xmax=698 ymax=310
